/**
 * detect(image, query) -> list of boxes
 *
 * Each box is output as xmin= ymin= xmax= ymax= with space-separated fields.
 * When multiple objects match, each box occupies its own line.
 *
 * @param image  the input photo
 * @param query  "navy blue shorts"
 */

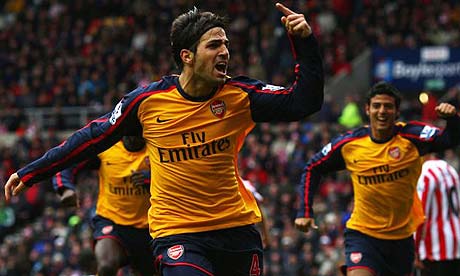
xmin=152 ymin=224 xmax=263 ymax=276
xmin=343 ymin=228 xmax=414 ymax=276
xmin=92 ymin=215 xmax=154 ymax=275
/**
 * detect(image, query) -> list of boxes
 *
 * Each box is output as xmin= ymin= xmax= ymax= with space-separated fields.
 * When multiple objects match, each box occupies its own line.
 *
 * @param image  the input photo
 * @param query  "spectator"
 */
xmin=338 ymin=95 xmax=363 ymax=129
xmin=415 ymin=152 xmax=460 ymax=276
xmin=2 ymin=1 xmax=460 ymax=275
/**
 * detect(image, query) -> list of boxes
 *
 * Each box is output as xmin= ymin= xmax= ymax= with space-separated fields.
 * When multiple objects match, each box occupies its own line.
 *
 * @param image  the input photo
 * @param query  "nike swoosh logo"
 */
xmin=156 ymin=117 xmax=172 ymax=123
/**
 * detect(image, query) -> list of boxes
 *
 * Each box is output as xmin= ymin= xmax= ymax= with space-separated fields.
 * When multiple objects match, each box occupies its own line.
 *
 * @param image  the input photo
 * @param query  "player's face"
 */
xmin=193 ymin=27 xmax=230 ymax=85
xmin=366 ymin=94 xmax=400 ymax=140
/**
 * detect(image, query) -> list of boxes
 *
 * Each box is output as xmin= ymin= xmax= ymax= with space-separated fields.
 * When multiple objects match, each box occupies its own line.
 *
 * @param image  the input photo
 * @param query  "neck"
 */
xmin=371 ymin=129 xmax=393 ymax=142
xmin=178 ymin=72 xmax=217 ymax=98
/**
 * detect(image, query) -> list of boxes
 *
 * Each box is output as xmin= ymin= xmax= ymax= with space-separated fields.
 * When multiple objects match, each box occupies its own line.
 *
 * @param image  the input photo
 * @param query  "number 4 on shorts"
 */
xmin=250 ymin=254 xmax=261 ymax=276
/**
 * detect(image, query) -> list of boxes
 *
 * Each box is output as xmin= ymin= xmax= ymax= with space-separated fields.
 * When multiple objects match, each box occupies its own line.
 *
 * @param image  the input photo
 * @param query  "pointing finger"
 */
xmin=275 ymin=2 xmax=295 ymax=16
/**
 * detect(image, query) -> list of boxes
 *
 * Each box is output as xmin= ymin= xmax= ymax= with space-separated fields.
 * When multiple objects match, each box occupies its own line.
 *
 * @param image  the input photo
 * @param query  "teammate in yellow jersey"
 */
xmin=5 ymin=2 xmax=324 ymax=275
xmin=295 ymin=81 xmax=460 ymax=276
xmin=242 ymin=179 xmax=271 ymax=249
xmin=52 ymin=136 xmax=154 ymax=276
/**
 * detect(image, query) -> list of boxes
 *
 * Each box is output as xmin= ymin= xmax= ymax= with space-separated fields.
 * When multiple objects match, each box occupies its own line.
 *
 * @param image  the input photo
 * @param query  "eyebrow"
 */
xmin=206 ymin=38 xmax=229 ymax=44
xmin=371 ymin=102 xmax=395 ymax=107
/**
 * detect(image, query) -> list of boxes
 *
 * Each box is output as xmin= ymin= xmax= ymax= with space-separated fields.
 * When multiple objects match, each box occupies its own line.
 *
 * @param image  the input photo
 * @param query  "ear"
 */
xmin=365 ymin=104 xmax=370 ymax=116
xmin=180 ymin=49 xmax=194 ymax=65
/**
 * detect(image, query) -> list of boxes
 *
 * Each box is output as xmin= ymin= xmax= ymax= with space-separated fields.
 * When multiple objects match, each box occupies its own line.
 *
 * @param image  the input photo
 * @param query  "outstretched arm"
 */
xmin=3 ymin=86 xmax=150 ymax=203
xmin=434 ymin=103 xmax=460 ymax=149
xmin=295 ymin=135 xmax=348 ymax=233
xmin=236 ymin=2 xmax=323 ymax=122
xmin=407 ymin=103 xmax=460 ymax=154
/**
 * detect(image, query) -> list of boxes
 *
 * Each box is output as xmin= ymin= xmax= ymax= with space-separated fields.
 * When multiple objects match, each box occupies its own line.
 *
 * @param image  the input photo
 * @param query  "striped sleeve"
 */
xmin=402 ymin=115 xmax=460 ymax=155
xmin=296 ymin=135 xmax=347 ymax=218
xmin=17 ymin=86 xmax=152 ymax=186
xmin=228 ymin=35 xmax=324 ymax=122
xmin=52 ymin=157 xmax=100 ymax=192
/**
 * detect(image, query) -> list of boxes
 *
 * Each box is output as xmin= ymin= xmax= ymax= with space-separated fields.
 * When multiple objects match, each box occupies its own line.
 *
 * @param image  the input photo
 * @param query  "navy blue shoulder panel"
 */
xmin=398 ymin=117 xmax=460 ymax=155
xmin=18 ymin=78 xmax=174 ymax=186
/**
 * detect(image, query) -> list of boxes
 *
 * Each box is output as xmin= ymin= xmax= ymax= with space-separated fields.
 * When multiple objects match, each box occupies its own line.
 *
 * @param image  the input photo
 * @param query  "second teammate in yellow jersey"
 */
xmin=295 ymin=82 xmax=460 ymax=276
xmin=52 ymin=136 xmax=153 ymax=276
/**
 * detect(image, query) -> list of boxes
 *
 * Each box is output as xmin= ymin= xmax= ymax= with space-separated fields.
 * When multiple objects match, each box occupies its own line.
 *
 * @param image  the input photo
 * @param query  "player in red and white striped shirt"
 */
xmin=415 ymin=152 xmax=460 ymax=276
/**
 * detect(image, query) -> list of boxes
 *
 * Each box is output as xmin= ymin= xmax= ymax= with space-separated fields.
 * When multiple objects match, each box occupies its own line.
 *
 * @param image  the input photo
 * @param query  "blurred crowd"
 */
xmin=1 ymin=0 xmax=460 ymax=275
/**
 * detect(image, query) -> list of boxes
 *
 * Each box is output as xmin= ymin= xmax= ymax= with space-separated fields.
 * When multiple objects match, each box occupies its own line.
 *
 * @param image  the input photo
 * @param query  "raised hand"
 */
xmin=435 ymin=103 xmax=457 ymax=118
xmin=275 ymin=2 xmax=312 ymax=38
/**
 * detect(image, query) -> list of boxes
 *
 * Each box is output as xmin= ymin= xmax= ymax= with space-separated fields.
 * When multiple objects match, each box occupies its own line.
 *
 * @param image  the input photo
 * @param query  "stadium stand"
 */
xmin=1 ymin=0 xmax=460 ymax=275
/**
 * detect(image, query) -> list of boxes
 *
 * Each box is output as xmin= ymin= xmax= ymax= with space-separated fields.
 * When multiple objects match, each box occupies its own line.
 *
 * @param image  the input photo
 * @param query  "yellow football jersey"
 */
xmin=96 ymin=141 xmax=150 ymax=228
xmin=138 ymin=81 xmax=262 ymax=237
xmin=52 ymin=140 xmax=150 ymax=228
xmin=298 ymin=120 xmax=460 ymax=240
xmin=19 ymin=35 xmax=324 ymax=239
xmin=341 ymin=133 xmax=424 ymax=239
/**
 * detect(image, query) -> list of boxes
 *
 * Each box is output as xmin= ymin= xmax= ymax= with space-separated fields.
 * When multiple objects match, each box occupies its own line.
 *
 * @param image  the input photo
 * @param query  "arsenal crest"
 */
xmin=102 ymin=225 xmax=113 ymax=235
xmin=210 ymin=100 xmax=226 ymax=118
xmin=388 ymin=147 xmax=401 ymax=160
xmin=350 ymin=252 xmax=362 ymax=264
xmin=167 ymin=245 xmax=184 ymax=260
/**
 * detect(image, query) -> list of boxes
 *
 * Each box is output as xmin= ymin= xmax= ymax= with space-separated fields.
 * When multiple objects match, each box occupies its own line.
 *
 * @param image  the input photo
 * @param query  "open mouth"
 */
xmin=375 ymin=117 xmax=390 ymax=126
xmin=215 ymin=62 xmax=227 ymax=75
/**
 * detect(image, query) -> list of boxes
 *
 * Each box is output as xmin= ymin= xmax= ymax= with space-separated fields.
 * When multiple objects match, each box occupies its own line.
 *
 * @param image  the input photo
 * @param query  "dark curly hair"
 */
xmin=366 ymin=81 xmax=402 ymax=109
xmin=170 ymin=7 xmax=228 ymax=69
